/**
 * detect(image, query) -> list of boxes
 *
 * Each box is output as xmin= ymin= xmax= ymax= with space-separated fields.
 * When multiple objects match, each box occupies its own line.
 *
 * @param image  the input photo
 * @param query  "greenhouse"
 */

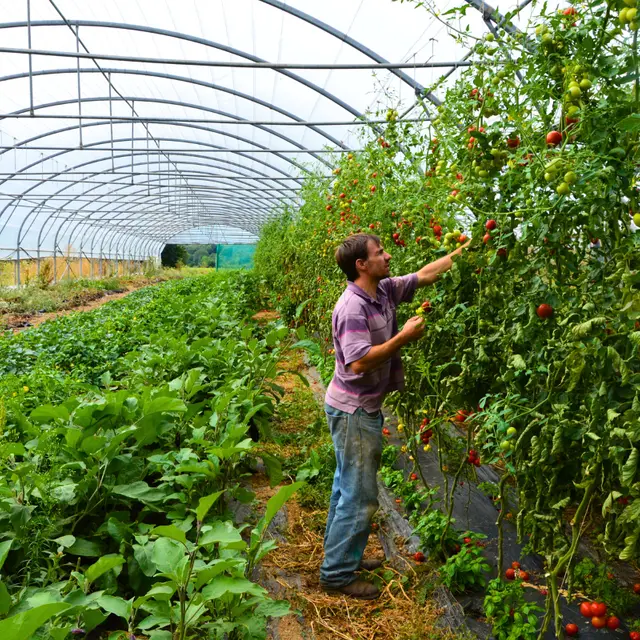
xmin=0 ymin=0 xmax=639 ymax=638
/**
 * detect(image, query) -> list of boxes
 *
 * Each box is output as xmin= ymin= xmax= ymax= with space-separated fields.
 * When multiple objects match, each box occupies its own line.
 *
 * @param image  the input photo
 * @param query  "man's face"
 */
xmin=359 ymin=239 xmax=391 ymax=279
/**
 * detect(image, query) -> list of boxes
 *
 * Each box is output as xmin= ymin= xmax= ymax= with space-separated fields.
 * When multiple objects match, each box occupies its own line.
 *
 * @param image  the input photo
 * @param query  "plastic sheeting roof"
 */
xmin=0 ymin=0 xmax=538 ymax=260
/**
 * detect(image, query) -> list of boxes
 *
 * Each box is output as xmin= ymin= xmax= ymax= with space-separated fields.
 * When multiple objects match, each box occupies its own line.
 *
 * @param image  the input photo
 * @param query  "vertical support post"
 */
xmin=79 ymin=243 xmax=83 ymax=279
xmin=131 ymin=100 xmax=135 ymax=185
xmin=109 ymin=73 xmax=114 ymax=171
xmin=215 ymin=245 xmax=219 ymax=271
xmin=53 ymin=246 xmax=57 ymax=284
xmin=76 ymin=25 xmax=83 ymax=148
xmin=27 ymin=0 xmax=34 ymax=116
xmin=15 ymin=247 xmax=20 ymax=287
xmin=147 ymin=130 xmax=150 ymax=196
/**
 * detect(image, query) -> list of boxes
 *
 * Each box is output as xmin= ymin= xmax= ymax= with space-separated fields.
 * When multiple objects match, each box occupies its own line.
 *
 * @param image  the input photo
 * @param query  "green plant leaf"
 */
xmin=199 ymin=521 xmax=244 ymax=547
xmin=97 ymin=594 xmax=132 ymax=621
xmin=67 ymin=538 xmax=103 ymax=557
xmin=621 ymin=448 xmax=638 ymax=487
xmin=113 ymin=481 xmax=169 ymax=502
xmin=0 ymin=540 xmax=12 ymax=570
xmin=152 ymin=525 xmax=187 ymax=545
xmin=152 ymin=538 xmax=185 ymax=574
xmin=143 ymin=397 xmax=187 ymax=415
xmin=0 ymin=602 xmax=71 ymax=639
xmin=0 ymin=581 xmax=11 ymax=616
xmin=263 ymin=482 xmax=304 ymax=530
xmin=201 ymin=576 xmax=266 ymax=601
xmin=195 ymin=491 xmax=224 ymax=523
xmin=85 ymin=554 xmax=125 ymax=583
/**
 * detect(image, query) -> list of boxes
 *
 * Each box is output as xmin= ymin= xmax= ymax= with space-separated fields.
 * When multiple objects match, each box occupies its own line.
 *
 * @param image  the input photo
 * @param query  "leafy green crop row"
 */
xmin=0 ymin=273 xmax=302 ymax=640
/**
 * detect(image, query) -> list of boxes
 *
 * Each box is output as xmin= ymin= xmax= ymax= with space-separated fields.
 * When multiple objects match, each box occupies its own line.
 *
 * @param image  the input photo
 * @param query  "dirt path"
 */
xmin=250 ymin=347 xmax=462 ymax=640
xmin=3 ymin=283 xmax=153 ymax=333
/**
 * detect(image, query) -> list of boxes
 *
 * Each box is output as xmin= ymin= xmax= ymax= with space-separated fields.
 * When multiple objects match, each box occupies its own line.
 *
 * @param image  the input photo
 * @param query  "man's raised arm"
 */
xmin=416 ymin=240 xmax=471 ymax=288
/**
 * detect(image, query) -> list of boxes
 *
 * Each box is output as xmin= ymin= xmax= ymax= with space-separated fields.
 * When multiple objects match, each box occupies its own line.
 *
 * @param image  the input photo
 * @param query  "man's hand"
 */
xmin=400 ymin=316 xmax=425 ymax=343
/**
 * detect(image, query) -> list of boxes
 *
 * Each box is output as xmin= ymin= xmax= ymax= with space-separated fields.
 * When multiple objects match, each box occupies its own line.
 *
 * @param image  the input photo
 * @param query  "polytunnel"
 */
xmin=0 ymin=0 xmax=539 ymax=283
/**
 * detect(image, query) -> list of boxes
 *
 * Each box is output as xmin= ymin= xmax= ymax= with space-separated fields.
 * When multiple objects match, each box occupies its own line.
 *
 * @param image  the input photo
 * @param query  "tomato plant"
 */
xmin=256 ymin=0 xmax=640 ymax=636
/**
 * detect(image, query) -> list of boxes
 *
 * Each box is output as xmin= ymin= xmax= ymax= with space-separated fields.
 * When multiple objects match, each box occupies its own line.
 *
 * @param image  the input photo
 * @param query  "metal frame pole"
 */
xmin=27 ymin=0 xmax=34 ymax=116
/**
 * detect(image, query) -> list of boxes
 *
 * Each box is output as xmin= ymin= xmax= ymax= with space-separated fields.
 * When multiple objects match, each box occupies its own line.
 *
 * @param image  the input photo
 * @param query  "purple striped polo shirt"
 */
xmin=325 ymin=273 xmax=418 ymax=414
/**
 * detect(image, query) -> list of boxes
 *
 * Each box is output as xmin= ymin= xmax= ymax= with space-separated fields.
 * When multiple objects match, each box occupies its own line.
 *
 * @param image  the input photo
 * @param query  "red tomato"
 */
xmin=634 ymin=583 xmax=640 ymax=594
xmin=483 ymin=232 xmax=491 ymax=244
xmin=590 ymin=603 xmax=607 ymax=617
xmin=546 ymin=130 xmax=563 ymax=145
xmin=579 ymin=602 xmax=592 ymax=617
xmin=505 ymin=568 xmax=516 ymax=580
xmin=413 ymin=551 xmax=425 ymax=562
xmin=565 ymin=623 xmax=579 ymax=636
xmin=536 ymin=304 xmax=554 ymax=319
xmin=485 ymin=219 xmax=497 ymax=231
xmin=512 ymin=561 xmax=521 ymax=570
xmin=497 ymin=248 xmax=507 ymax=258
xmin=507 ymin=136 xmax=521 ymax=148
xmin=607 ymin=617 xmax=620 ymax=630
xmin=421 ymin=301 xmax=432 ymax=312
xmin=458 ymin=234 xmax=468 ymax=243
xmin=630 ymin=632 xmax=640 ymax=640
xmin=519 ymin=571 xmax=530 ymax=581
xmin=410 ymin=473 xmax=418 ymax=481
xmin=591 ymin=616 xmax=607 ymax=629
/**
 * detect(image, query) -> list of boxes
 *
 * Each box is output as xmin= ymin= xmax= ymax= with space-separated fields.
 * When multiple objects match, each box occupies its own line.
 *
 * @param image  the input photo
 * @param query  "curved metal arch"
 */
xmin=52 ymin=182 xmax=273 ymax=258
xmin=12 ymin=148 xmax=301 ymax=257
xmin=50 ymin=160 xmax=278 ymax=247
xmin=0 ymin=19 xmax=365 ymax=148
xmin=27 ymin=147 xmax=295 ymax=248
xmin=91 ymin=206 xmax=262 ymax=266
xmin=0 ymin=76 xmax=323 ymax=175
xmin=259 ymin=0 xmax=440 ymax=107
xmin=11 ymin=152 xmax=298 ymax=258
xmin=0 ymin=130 xmax=309 ymax=231
xmin=3 ymin=96 xmax=334 ymax=170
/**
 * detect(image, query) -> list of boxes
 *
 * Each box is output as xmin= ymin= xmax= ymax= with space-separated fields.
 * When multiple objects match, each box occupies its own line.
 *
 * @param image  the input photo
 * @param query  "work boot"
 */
xmin=359 ymin=557 xmax=384 ymax=571
xmin=321 ymin=579 xmax=380 ymax=600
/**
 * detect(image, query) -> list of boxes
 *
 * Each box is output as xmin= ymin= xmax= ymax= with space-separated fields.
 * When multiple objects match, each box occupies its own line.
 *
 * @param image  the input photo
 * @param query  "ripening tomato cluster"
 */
xmin=504 ymin=561 xmax=530 ymax=582
xmin=467 ymin=449 xmax=481 ymax=467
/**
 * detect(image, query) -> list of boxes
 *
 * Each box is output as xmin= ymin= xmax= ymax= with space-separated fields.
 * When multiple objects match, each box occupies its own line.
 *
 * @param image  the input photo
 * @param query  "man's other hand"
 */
xmin=400 ymin=316 xmax=425 ymax=342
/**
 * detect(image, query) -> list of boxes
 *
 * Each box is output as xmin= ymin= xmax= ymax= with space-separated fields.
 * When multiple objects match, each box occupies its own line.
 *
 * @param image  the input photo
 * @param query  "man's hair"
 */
xmin=335 ymin=233 xmax=380 ymax=281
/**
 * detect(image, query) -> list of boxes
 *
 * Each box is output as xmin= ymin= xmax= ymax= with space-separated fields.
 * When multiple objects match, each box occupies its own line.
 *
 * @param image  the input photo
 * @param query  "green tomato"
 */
xmin=556 ymin=182 xmax=571 ymax=196
xmin=627 ymin=7 xmax=637 ymax=21
xmin=564 ymin=171 xmax=577 ymax=184
xmin=544 ymin=172 xmax=554 ymax=182
xmin=479 ymin=170 xmax=490 ymax=178
xmin=507 ymin=427 xmax=517 ymax=437
xmin=579 ymin=78 xmax=592 ymax=90
xmin=500 ymin=440 xmax=512 ymax=451
xmin=633 ymin=213 xmax=640 ymax=227
xmin=568 ymin=86 xmax=582 ymax=99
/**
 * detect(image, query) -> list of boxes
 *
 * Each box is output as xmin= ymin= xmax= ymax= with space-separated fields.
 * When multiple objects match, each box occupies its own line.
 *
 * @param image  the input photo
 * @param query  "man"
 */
xmin=320 ymin=232 xmax=469 ymax=599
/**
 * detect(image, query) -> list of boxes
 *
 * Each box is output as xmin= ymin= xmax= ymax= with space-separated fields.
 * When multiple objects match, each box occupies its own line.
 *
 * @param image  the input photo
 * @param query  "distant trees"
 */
xmin=160 ymin=244 xmax=188 ymax=268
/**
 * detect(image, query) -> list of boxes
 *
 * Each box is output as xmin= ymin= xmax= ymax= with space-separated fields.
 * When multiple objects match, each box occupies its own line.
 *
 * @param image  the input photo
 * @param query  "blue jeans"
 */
xmin=320 ymin=403 xmax=384 ymax=588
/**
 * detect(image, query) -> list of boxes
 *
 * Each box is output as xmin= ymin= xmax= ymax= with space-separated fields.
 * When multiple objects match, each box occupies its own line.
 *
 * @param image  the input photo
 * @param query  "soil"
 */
xmin=247 ymin=349 xmax=469 ymax=640
xmin=2 ymin=283 xmax=152 ymax=333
